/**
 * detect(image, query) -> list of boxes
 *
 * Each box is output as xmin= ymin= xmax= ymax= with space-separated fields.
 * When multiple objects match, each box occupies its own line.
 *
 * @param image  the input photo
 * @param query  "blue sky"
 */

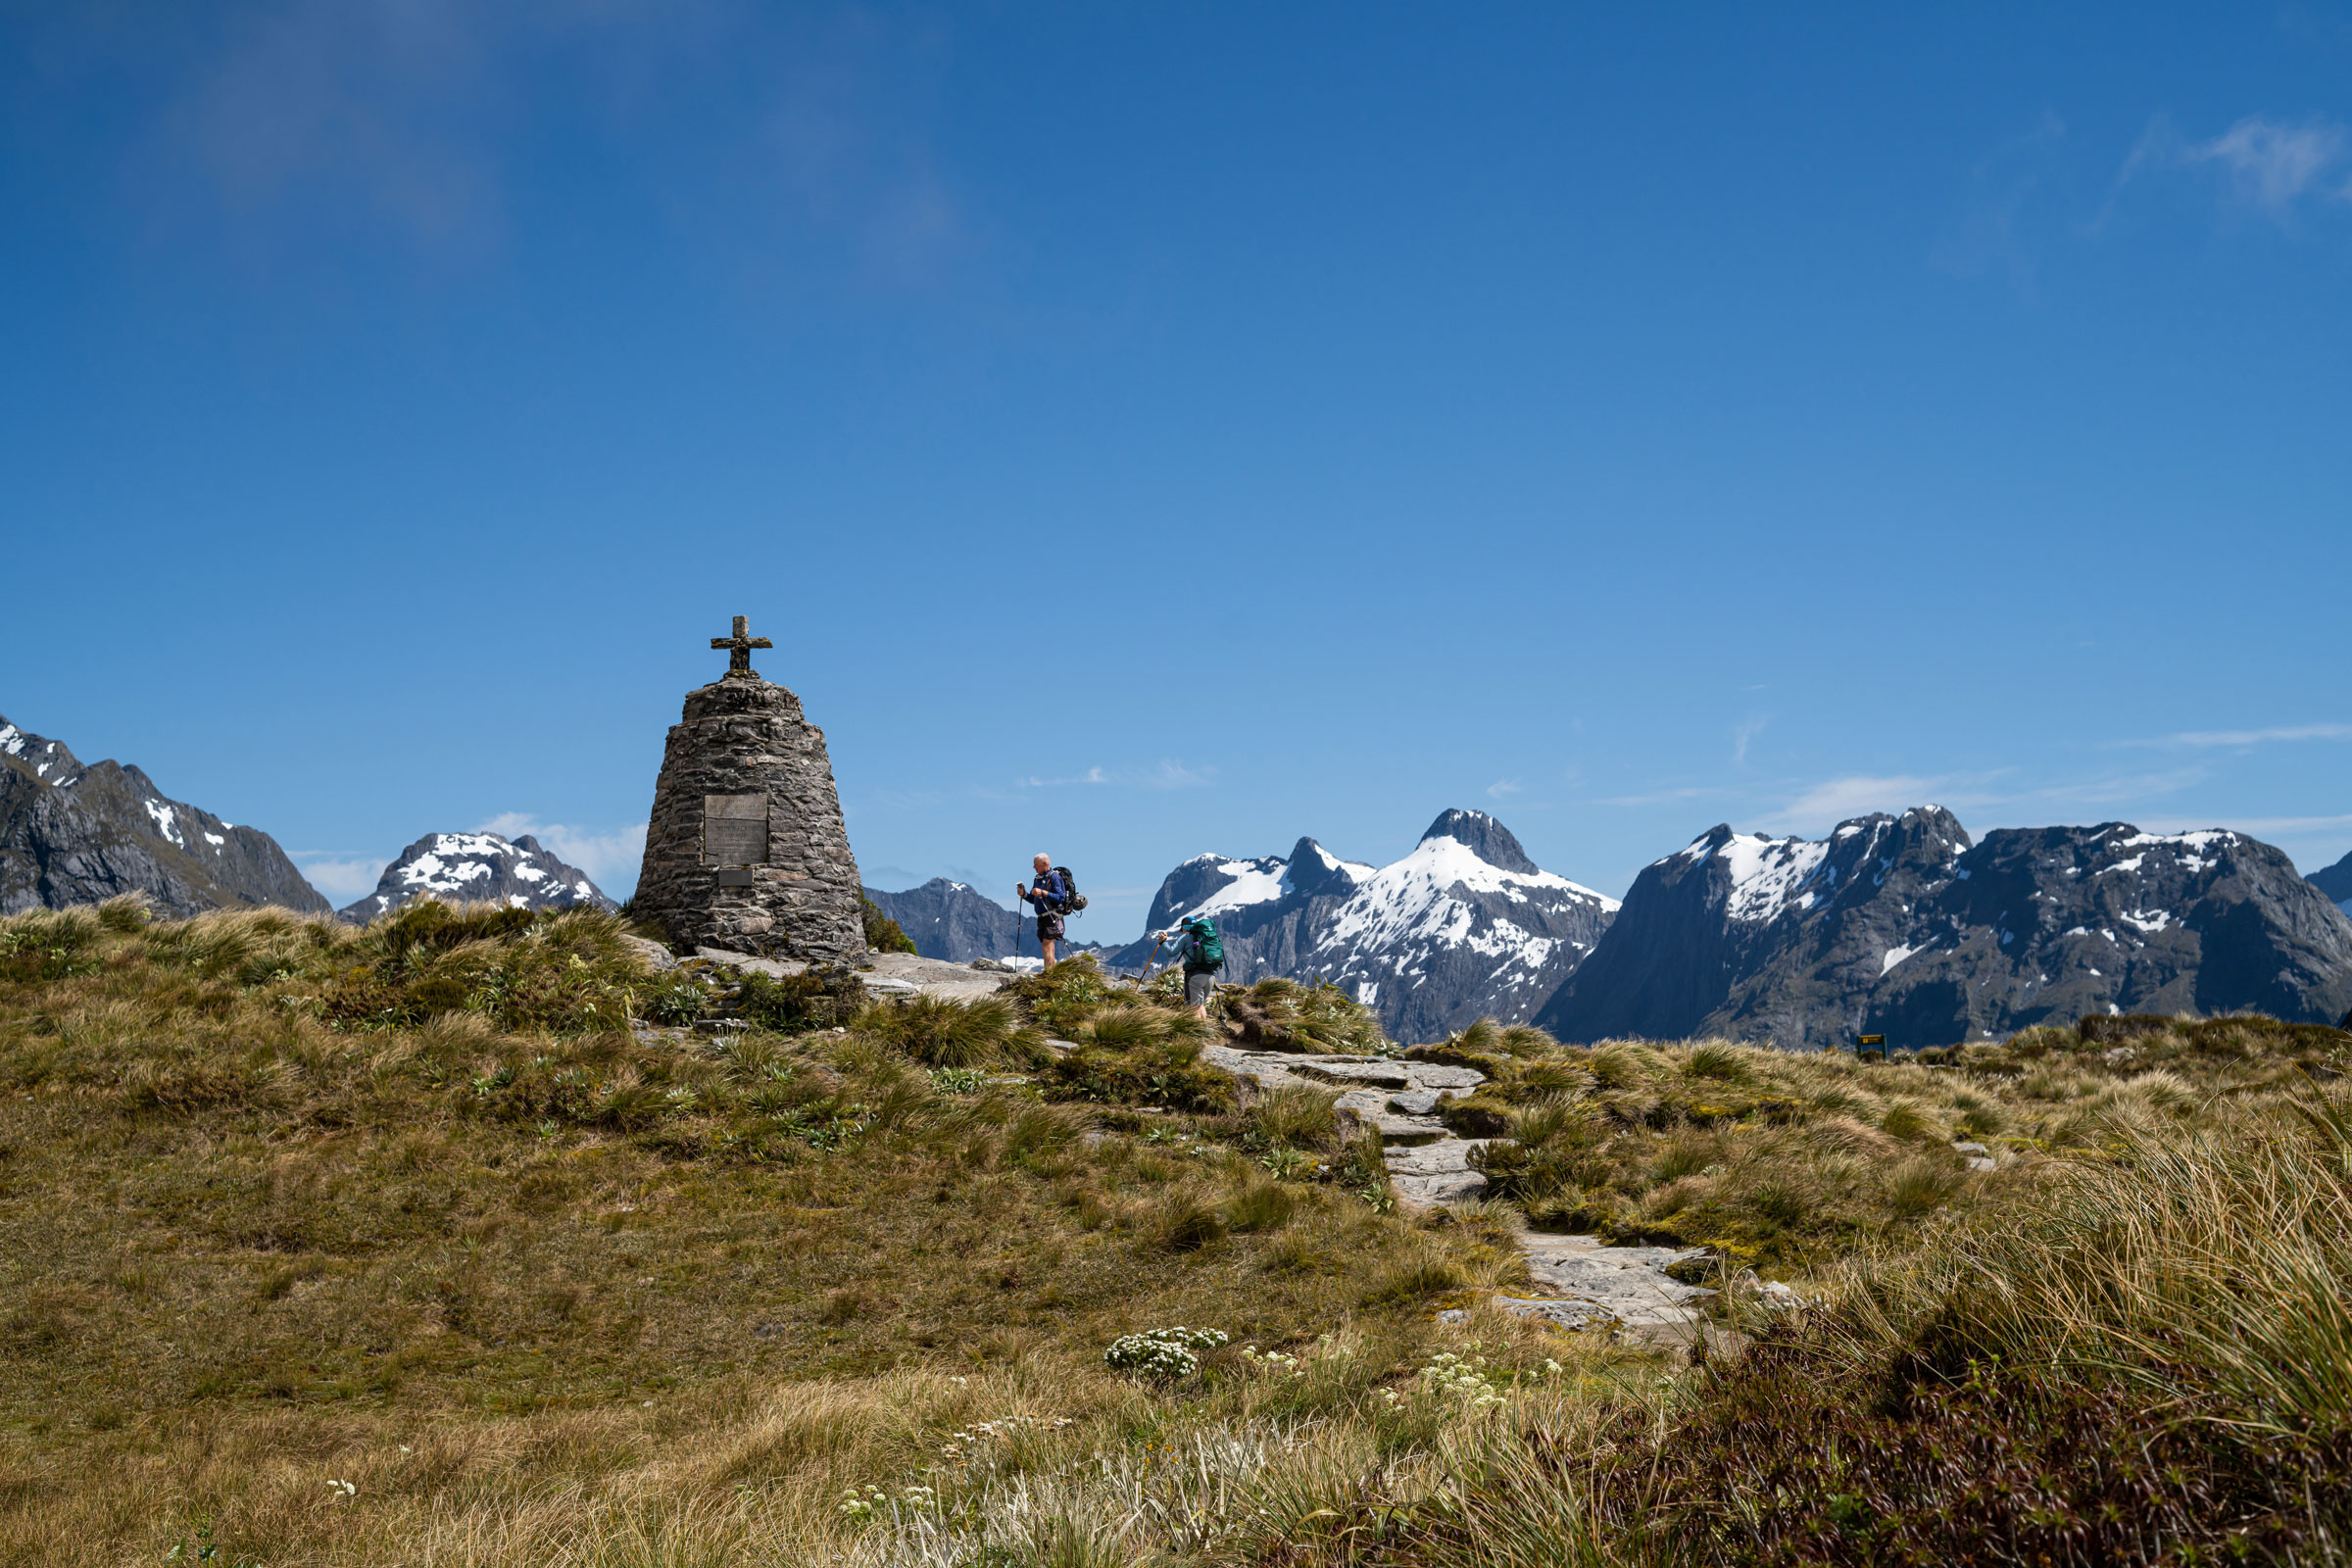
xmin=4 ymin=2 xmax=2348 ymax=936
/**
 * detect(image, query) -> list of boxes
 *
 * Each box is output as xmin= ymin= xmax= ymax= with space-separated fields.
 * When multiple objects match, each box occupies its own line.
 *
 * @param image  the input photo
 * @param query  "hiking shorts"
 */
xmin=1184 ymin=967 xmax=1215 ymax=1007
xmin=1035 ymin=910 xmax=1065 ymax=942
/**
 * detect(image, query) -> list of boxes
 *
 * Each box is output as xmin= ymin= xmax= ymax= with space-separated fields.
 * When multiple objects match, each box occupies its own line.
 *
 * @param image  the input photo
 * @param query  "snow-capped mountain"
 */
xmin=0 ymin=713 xmax=328 ymax=917
xmin=339 ymin=832 xmax=613 ymax=923
xmin=1110 ymin=809 xmax=1619 ymax=1043
xmin=2312 ymin=850 xmax=2352 ymax=920
xmin=1537 ymin=808 xmax=2352 ymax=1049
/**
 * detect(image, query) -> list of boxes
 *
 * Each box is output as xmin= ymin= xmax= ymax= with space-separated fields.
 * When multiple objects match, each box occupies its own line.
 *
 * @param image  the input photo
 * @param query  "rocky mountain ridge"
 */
xmin=1537 ymin=808 xmax=2352 ymax=1048
xmin=338 ymin=832 xmax=614 ymax=923
xmin=0 ymin=714 xmax=328 ymax=918
xmin=1109 ymin=809 xmax=1620 ymax=1043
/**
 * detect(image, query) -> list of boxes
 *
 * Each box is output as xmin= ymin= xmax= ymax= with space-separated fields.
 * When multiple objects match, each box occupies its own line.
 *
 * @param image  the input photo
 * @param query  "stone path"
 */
xmin=1201 ymin=1044 xmax=1711 ymax=1337
xmin=676 ymin=955 xmax=1715 ymax=1337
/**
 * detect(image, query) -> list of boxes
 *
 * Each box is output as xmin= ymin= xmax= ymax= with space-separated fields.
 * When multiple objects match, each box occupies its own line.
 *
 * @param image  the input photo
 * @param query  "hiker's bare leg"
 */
xmin=1041 ymin=938 xmax=1057 ymax=968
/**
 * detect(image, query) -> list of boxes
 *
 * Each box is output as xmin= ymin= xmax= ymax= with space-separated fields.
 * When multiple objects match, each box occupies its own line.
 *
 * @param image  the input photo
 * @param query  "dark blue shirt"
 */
xmin=1028 ymin=869 xmax=1066 ymax=911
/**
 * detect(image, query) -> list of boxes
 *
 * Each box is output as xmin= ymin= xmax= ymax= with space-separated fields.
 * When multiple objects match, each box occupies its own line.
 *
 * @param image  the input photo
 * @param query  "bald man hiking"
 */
xmin=1015 ymin=854 xmax=1083 ymax=968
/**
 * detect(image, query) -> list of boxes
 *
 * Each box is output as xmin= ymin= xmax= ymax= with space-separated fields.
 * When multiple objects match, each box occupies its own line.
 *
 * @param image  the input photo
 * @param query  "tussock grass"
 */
xmin=0 ymin=903 xmax=1548 ymax=1565
xmin=7 ymin=903 xmax=2347 ymax=1563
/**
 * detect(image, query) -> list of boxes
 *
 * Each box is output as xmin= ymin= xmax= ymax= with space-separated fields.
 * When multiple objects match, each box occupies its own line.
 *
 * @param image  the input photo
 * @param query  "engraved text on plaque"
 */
xmin=703 ymin=794 xmax=769 ymax=865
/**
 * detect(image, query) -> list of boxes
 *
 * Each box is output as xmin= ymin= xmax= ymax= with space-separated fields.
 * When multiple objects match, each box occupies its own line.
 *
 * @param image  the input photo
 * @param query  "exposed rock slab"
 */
xmin=1516 ymin=1233 xmax=1711 ymax=1330
xmin=693 ymin=947 xmax=1018 ymax=1004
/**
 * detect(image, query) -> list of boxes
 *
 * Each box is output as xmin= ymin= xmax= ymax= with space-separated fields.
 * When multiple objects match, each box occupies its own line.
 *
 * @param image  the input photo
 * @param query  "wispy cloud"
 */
xmin=1486 ymin=779 xmax=1523 ymax=799
xmin=2132 ymin=812 xmax=2352 ymax=836
xmin=1752 ymin=775 xmax=1954 ymax=835
xmin=1936 ymin=110 xmax=2069 ymax=286
xmin=477 ymin=812 xmax=648 ymax=889
xmin=1731 ymin=715 xmax=1768 ymax=768
xmin=115 ymin=0 xmax=973 ymax=278
xmin=2189 ymin=116 xmax=2351 ymax=214
xmin=1018 ymin=761 xmax=1212 ymax=791
xmin=289 ymin=852 xmax=386 ymax=902
xmin=2130 ymin=722 xmax=2352 ymax=749
xmin=1592 ymin=786 xmax=1736 ymax=808
xmin=2114 ymin=114 xmax=2352 ymax=226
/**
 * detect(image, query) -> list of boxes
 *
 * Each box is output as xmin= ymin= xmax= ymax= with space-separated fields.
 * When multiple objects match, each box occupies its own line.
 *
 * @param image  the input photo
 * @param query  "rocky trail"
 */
xmin=1201 ymin=1044 xmax=1714 ymax=1338
xmin=685 ymin=950 xmax=1718 ymax=1339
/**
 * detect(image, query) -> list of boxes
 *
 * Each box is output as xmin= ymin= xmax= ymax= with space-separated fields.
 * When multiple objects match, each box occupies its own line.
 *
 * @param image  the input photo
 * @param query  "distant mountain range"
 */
xmin=0 ymin=714 xmax=327 ymax=918
xmin=1537 ymin=809 xmax=2352 ymax=1048
xmin=1107 ymin=809 xmax=1619 ymax=1043
xmin=5 ymin=706 xmax=2346 ymax=1045
xmin=862 ymin=878 xmax=1103 ymax=962
xmin=339 ymin=833 xmax=613 ymax=923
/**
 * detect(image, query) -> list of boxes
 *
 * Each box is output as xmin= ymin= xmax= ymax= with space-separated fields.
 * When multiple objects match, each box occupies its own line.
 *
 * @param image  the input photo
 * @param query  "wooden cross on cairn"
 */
xmin=710 ymin=614 xmax=771 ymax=680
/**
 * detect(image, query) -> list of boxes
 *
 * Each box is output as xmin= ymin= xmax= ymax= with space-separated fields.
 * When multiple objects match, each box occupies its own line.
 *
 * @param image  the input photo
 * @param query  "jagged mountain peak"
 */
xmin=1420 ymin=808 xmax=1541 ymax=875
xmin=1280 ymin=837 xmax=1371 ymax=900
xmin=0 ymin=716 xmax=83 ymax=787
xmin=1116 ymin=814 xmax=1617 ymax=1042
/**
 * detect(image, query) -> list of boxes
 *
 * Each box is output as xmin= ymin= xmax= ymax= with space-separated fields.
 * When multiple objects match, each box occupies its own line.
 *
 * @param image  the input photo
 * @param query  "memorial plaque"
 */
xmin=703 ymin=794 xmax=769 ymax=865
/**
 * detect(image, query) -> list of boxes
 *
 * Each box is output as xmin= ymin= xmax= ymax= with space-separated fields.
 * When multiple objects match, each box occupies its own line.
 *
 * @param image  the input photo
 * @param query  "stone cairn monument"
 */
xmin=633 ymin=616 xmax=866 ymax=961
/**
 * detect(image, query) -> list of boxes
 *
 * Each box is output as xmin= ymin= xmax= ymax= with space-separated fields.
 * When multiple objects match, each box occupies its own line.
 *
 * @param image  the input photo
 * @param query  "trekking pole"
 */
xmin=1140 ymin=936 xmax=1165 ymax=984
xmin=1012 ymin=888 xmax=1022 ymax=964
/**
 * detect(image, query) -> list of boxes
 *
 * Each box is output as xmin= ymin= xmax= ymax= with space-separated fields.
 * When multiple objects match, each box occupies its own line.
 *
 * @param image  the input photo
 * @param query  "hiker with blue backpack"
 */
xmin=1152 ymin=912 xmax=1226 ymax=1019
xmin=1016 ymin=854 xmax=1085 ymax=968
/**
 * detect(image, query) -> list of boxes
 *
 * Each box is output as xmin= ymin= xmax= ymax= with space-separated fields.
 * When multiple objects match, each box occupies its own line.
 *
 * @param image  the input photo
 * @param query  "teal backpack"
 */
xmin=1181 ymin=915 xmax=1225 ymax=970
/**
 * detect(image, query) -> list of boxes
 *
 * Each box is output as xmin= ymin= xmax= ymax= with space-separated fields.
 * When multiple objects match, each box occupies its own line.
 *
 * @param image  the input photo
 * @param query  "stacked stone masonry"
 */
xmin=634 ymin=676 xmax=866 ymax=961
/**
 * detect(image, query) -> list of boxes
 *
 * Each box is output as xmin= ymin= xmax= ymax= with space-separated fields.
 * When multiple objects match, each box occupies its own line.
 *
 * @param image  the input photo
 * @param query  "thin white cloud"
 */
xmin=1487 ymin=779 xmax=1524 ymax=799
xmin=2134 ymin=722 xmax=2352 ymax=749
xmin=476 ymin=812 xmax=648 ymax=889
xmin=1592 ymin=786 xmax=1738 ymax=808
xmin=290 ymin=853 xmax=387 ymax=902
xmin=1018 ymin=761 xmax=1212 ymax=791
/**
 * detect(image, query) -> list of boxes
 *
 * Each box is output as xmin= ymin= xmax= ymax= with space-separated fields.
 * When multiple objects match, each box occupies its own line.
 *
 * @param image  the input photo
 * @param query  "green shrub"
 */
xmin=640 ymin=980 xmax=710 ymax=1026
xmin=734 ymin=966 xmax=867 ymax=1034
xmin=859 ymin=898 xmax=917 ymax=956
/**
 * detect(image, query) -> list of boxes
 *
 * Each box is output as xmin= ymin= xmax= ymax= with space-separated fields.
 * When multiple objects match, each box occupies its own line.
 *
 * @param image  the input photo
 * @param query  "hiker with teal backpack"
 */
xmin=1152 ymin=913 xmax=1225 ymax=1019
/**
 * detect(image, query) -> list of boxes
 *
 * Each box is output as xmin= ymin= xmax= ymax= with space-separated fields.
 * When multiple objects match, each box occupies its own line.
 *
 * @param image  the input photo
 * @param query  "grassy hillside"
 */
xmin=0 ymin=901 xmax=2345 ymax=1564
